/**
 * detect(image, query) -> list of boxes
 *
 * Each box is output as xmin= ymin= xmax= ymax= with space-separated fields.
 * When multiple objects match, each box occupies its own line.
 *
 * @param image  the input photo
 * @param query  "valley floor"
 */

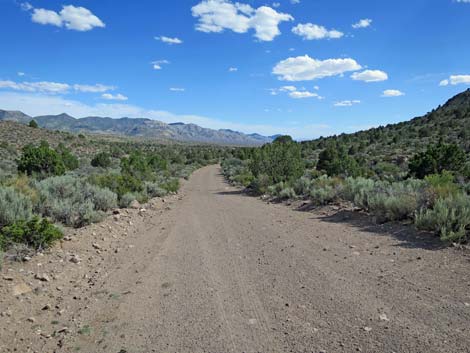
xmin=1 ymin=165 xmax=470 ymax=353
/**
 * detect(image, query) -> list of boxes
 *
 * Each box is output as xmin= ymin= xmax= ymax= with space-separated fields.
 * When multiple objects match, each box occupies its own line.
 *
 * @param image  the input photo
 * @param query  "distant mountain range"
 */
xmin=0 ymin=110 xmax=278 ymax=146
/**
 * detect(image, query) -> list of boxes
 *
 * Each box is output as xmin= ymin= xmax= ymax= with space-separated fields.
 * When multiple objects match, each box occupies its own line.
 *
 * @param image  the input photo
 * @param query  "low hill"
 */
xmin=0 ymin=110 xmax=274 ymax=146
xmin=301 ymin=89 xmax=470 ymax=168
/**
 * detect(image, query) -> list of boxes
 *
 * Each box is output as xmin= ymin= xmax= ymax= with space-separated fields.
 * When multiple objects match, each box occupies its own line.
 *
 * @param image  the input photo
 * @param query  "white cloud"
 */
xmin=0 ymin=80 xmax=115 ymax=94
xmin=73 ymin=84 xmax=115 ymax=93
xmin=334 ymin=100 xmax=360 ymax=107
xmin=156 ymin=36 xmax=183 ymax=45
xmin=0 ymin=80 xmax=70 ymax=93
xmin=382 ymin=89 xmax=404 ymax=97
xmin=152 ymin=60 xmax=170 ymax=70
xmin=191 ymin=0 xmax=293 ymax=41
xmin=20 ymin=2 xmax=33 ymax=11
xmin=291 ymin=0 xmax=300 ymax=4
xmin=17 ymin=72 xmax=26 ymax=77
xmin=101 ymin=93 xmax=128 ymax=101
xmin=228 ymin=67 xmax=238 ymax=72
xmin=456 ymin=0 xmax=470 ymax=3
xmin=272 ymin=2 xmax=281 ymax=8
xmin=352 ymin=19 xmax=372 ymax=29
xmin=273 ymin=55 xmax=361 ymax=81
xmin=439 ymin=75 xmax=470 ymax=86
xmin=351 ymin=69 xmax=388 ymax=82
xmin=30 ymin=5 xmax=105 ymax=31
xmin=270 ymin=85 xmax=322 ymax=99
xmin=292 ymin=23 xmax=343 ymax=40
xmin=32 ymin=8 xmax=62 ymax=27
xmin=169 ymin=88 xmax=185 ymax=92
xmin=289 ymin=91 xmax=319 ymax=99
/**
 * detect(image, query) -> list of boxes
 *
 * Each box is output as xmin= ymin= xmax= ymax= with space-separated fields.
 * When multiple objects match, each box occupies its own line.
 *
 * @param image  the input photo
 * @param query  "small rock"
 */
xmin=57 ymin=327 xmax=69 ymax=334
xmin=379 ymin=313 xmax=390 ymax=321
xmin=63 ymin=236 xmax=72 ymax=241
xmin=3 ymin=276 xmax=14 ymax=281
xmin=113 ymin=214 xmax=121 ymax=221
xmin=129 ymin=200 xmax=141 ymax=209
xmin=27 ymin=317 xmax=36 ymax=323
xmin=35 ymin=273 xmax=51 ymax=282
xmin=364 ymin=326 xmax=372 ymax=332
xmin=69 ymin=255 xmax=81 ymax=264
xmin=92 ymin=243 xmax=102 ymax=250
xmin=23 ymin=256 xmax=32 ymax=262
xmin=42 ymin=304 xmax=51 ymax=311
xmin=12 ymin=282 xmax=32 ymax=297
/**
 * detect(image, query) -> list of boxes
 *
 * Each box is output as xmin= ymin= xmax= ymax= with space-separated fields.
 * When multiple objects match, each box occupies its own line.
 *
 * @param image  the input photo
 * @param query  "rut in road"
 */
xmin=69 ymin=165 xmax=470 ymax=353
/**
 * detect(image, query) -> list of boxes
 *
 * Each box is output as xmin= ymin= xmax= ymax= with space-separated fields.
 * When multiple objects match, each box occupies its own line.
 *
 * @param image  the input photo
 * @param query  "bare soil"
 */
xmin=1 ymin=165 xmax=470 ymax=353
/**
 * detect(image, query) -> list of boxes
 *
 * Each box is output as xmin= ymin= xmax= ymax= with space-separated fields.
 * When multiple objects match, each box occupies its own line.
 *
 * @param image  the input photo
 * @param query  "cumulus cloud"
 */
xmin=351 ymin=69 xmax=388 ymax=82
xmin=292 ymin=23 xmax=343 ymax=40
xmin=439 ymin=75 xmax=470 ymax=86
xmin=156 ymin=36 xmax=183 ymax=44
xmin=382 ymin=89 xmax=404 ymax=97
xmin=334 ymin=100 xmax=360 ymax=107
xmin=352 ymin=19 xmax=372 ymax=29
xmin=169 ymin=88 xmax=185 ymax=92
xmin=228 ymin=67 xmax=238 ymax=72
xmin=29 ymin=5 xmax=105 ymax=31
xmin=191 ymin=0 xmax=293 ymax=41
xmin=273 ymin=55 xmax=361 ymax=81
xmin=102 ymin=93 xmax=128 ymax=101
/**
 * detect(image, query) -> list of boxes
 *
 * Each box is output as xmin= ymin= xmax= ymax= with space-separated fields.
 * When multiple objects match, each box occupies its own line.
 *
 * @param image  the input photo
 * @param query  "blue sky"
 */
xmin=0 ymin=0 xmax=469 ymax=139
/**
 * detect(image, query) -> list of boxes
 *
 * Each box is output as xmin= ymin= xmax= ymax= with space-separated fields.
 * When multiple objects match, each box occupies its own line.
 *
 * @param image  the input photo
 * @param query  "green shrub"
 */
xmin=161 ymin=178 xmax=179 ymax=193
xmin=424 ymin=171 xmax=460 ymax=201
xmin=56 ymin=143 xmax=79 ymax=171
xmin=367 ymin=181 xmax=425 ymax=222
xmin=28 ymin=120 xmax=38 ymax=128
xmin=91 ymin=152 xmax=112 ymax=168
xmin=35 ymin=176 xmax=117 ymax=227
xmin=90 ymin=173 xmax=143 ymax=199
xmin=415 ymin=194 xmax=470 ymax=242
xmin=250 ymin=174 xmax=272 ymax=195
xmin=293 ymin=176 xmax=313 ymax=196
xmin=279 ymin=187 xmax=296 ymax=200
xmin=0 ymin=217 xmax=62 ymax=250
xmin=409 ymin=143 xmax=466 ymax=179
xmin=145 ymin=182 xmax=168 ymax=198
xmin=119 ymin=193 xmax=138 ymax=208
xmin=310 ymin=185 xmax=338 ymax=205
xmin=342 ymin=177 xmax=376 ymax=209
xmin=0 ymin=186 xmax=33 ymax=228
xmin=249 ymin=138 xmax=304 ymax=183
xmin=17 ymin=141 xmax=66 ymax=178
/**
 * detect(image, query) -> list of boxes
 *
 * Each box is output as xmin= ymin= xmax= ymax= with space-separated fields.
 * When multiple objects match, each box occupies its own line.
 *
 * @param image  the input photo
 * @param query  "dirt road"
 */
xmin=2 ymin=165 xmax=470 ymax=352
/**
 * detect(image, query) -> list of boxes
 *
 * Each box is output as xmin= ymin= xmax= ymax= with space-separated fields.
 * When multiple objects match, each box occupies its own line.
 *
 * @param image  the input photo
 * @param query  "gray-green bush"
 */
xmin=415 ymin=194 xmax=470 ymax=242
xmin=35 ymin=176 xmax=117 ymax=227
xmin=0 ymin=186 xmax=33 ymax=227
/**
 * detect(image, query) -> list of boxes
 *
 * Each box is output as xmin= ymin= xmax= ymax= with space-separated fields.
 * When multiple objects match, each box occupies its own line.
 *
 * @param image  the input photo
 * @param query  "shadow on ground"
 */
xmin=315 ymin=209 xmax=446 ymax=251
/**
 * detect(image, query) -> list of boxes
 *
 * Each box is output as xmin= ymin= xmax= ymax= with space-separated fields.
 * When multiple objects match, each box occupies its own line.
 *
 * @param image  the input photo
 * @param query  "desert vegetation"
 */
xmin=0 ymin=123 xmax=229 ymax=261
xmin=222 ymin=97 xmax=470 ymax=245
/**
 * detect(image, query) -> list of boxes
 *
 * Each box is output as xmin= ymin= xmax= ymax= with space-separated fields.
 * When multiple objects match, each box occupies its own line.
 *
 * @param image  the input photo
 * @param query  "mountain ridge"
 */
xmin=0 ymin=110 xmax=275 ymax=146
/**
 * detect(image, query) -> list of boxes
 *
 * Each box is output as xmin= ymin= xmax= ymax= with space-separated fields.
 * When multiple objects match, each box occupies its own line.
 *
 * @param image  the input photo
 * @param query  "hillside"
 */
xmin=301 ymin=89 xmax=470 ymax=169
xmin=0 ymin=110 xmax=274 ymax=146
